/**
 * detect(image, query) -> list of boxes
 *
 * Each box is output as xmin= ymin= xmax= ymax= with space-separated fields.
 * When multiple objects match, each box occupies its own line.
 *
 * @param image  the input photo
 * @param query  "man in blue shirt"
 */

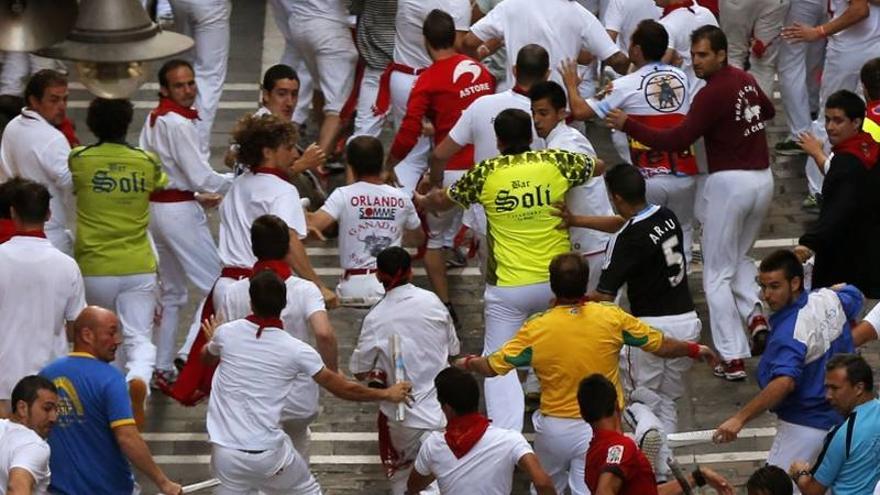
xmin=789 ymin=354 xmax=880 ymax=495
xmin=41 ymin=306 xmax=182 ymax=495
xmin=713 ymin=250 xmax=861 ymax=474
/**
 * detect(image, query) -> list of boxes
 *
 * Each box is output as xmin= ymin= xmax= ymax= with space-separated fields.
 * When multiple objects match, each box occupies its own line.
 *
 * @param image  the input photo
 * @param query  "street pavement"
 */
xmin=51 ymin=1 xmax=880 ymax=493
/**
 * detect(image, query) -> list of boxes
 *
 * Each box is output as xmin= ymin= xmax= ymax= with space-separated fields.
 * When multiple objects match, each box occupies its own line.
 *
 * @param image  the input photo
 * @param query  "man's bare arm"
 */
xmin=309 ymin=311 xmax=338 ymax=372
xmin=114 ymin=425 xmax=181 ymax=495
xmin=7 ymin=468 xmax=36 ymax=495
xmin=518 ymin=453 xmax=557 ymax=495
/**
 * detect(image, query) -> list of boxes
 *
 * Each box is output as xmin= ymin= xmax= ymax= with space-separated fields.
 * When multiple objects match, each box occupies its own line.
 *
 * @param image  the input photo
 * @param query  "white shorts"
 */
xmin=211 ymin=437 xmax=321 ymax=495
xmin=288 ymin=17 xmax=358 ymax=114
xmin=335 ymin=272 xmax=385 ymax=307
xmin=426 ymin=170 xmax=466 ymax=249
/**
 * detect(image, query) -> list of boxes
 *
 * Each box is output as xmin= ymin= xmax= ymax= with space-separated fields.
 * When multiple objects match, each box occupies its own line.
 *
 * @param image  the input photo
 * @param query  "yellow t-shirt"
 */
xmin=487 ymin=302 xmax=664 ymax=419
xmin=447 ymin=149 xmax=596 ymax=287
xmin=70 ymin=142 xmax=168 ymax=276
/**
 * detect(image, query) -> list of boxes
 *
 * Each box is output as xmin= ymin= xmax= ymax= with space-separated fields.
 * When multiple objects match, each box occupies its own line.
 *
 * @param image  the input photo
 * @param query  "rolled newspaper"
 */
xmin=391 ymin=333 xmax=406 ymax=422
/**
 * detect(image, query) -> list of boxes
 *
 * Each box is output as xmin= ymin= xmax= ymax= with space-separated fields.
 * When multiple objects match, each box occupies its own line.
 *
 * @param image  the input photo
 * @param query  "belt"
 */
xmin=221 ymin=267 xmax=253 ymax=279
xmin=373 ymin=62 xmax=427 ymax=116
xmin=149 ymin=189 xmax=195 ymax=202
xmin=237 ymin=449 xmax=266 ymax=454
xmin=345 ymin=268 xmax=377 ymax=278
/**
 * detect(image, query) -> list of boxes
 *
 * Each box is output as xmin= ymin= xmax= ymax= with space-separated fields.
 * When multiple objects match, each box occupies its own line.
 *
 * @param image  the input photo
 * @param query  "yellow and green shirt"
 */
xmin=487 ymin=302 xmax=664 ymax=419
xmin=448 ymin=149 xmax=596 ymax=286
xmin=69 ymin=142 xmax=167 ymax=276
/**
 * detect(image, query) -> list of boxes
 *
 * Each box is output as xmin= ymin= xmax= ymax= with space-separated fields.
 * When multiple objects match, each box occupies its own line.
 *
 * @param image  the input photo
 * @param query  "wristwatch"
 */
xmin=691 ymin=467 xmax=707 ymax=487
xmin=791 ymin=470 xmax=811 ymax=483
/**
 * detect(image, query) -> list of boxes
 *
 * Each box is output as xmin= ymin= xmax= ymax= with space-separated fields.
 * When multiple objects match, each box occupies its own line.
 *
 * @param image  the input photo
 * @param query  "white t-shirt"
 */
xmin=320 ymin=181 xmax=420 ymax=270
xmin=393 ymin=0 xmax=471 ymax=69
xmin=470 ymin=0 xmax=620 ymax=90
xmin=206 ymin=319 xmax=325 ymax=451
xmin=543 ymin=124 xmax=613 ymax=255
xmin=217 ymin=170 xmax=307 ymax=268
xmin=659 ymin=5 xmax=718 ymax=91
xmin=0 ymin=109 xmax=73 ymax=234
xmin=863 ymin=303 xmax=880 ymax=340
xmin=0 ymin=420 xmax=51 ymax=495
xmin=349 ymin=284 xmax=460 ymax=429
xmin=284 ymin=0 xmax=348 ymax=24
xmin=828 ymin=0 xmax=880 ymax=50
xmin=602 ymin=0 xmax=661 ymax=53
xmin=218 ymin=275 xmax=327 ymax=420
xmin=0 ymin=237 xmax=85 ymax=400
xmin=138 ymin=112 xmax=232 ymax=194
xmin=413 ymin=425 xmax=533 ymax=495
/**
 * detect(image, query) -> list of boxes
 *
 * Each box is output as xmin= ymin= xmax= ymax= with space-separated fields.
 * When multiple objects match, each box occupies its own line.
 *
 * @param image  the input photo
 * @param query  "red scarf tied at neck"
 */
xmin=252 ymin=166 xmax=290 ymax=182
xmin=149 ymin=97 xmax=200 ymax=127
xmin=376 ymin=267 xmax=412 ymax=291
xmin=253 ymin=259 xmax=293 ymax=281
xmin=245 ymin=314 xmax=284 ymax=339
xmin=14 ymin=229 xmax=47 ymax=239
xmin=512 ymin=85 xmax=530 ymax=98
xmin=832 ymin=131 xmax=880 ymax=170
xmin=445 ymin=412 xmax=491 ymax=459
xmin=662 ymin=0 xmax=694 ymax=16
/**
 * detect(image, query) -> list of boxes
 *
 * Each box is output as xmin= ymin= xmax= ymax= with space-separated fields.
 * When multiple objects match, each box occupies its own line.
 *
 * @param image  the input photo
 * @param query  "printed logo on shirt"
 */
xmin=606 ymin=445 xmax=625 ymax=464
xmin=453 ymin=60 xmax=483 ymax=85
xmin=91 ymin=166 xmax=148 ymax=194
xmin=358 ymin=233 xmax=394 ymax=257
xmin=52 ymin=377 xmax=85 ymax=426
xmin=493 ymin=180 xmax=552 ymax=214
xmin=350 ymin=195 xmax=405 ymax=221
xmin=643 ymin=72 xmax=686 ymax=113
xmin=734 ymin=85 xmax=766 ymax=137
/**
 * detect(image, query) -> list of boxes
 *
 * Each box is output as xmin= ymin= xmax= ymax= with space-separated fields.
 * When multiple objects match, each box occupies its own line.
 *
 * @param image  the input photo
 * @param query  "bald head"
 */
xmin=73 ymin=306 xmax=121 ymax=363
xmin=514 ymin=44 xmax=550 ymax=88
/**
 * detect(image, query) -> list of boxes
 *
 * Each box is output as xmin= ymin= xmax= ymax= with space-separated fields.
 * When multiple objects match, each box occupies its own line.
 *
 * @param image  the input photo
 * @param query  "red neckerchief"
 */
xmin=149 ymin=97 xmax=199 ymax=127
xmin=0 ymin=219 xmax=14 ymax=244
xmin=512 ymin=85 xmax=530 ymax=98
xmin=252 ymin=166 xmax=289 ymax=182
xmin=56 ymin=116 xmax=80 ymax=147
xmin=245 ymin=314 xmax=284 ymax=339
xmin=14 ymin=229 xmax=47 ymax=239
xmin=832 ymin=131 xmax=880 ymax=170
xmin=253 ymin=259 xmax=293 ymax=280
xmin=445 ymin=412 xmax=491 ymax=459
xmin=662 ymin=0 xmax=694 ymax=16
xmin=376 ymin=268 xmax=412 ymax=291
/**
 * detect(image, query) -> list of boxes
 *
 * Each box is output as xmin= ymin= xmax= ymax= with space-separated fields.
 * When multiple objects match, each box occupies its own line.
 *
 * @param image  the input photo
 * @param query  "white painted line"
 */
xmin=668 ymin=427 xmax=776 ymax=448
xmin=155 ymin=452 xmax=770 ymax=466
xmin=67 ymin=100 xmax=257 ymax=110
xmin=773 ymin=91 xmax=781 ymax=99
xmin=315 ymin=267 xmax=482 ymax=276
xmin=143 ymin=432 xmax=207 ymax=441
xmin=68 ymin=82 xmax=259 ymax=92
xmin=306 ymin=247 xmax=417 ymax=256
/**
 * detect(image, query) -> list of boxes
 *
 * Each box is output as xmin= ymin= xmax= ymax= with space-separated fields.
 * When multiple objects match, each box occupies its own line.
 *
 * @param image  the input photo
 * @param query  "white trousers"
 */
xmin=288 ymin=17 xmax=358 ymax=115
xmin=169 ymin=0 xmax=231 ymax=156
xmin=584 ymin=251 xmax=604 ymax=294
xmin=390 ymin=70 xmax=431 ymax=195
xmin=767 ymin=419 xmax=827 ymax=495
xmin=646 ymin=175 xmax=696 ymax=264
xmin=45 ymin=226 xmax=73 ymax=257
xmin=700 ymin=169 xmax=773 ymax=361
xmin=282 ymin=414 xmax=317 ymax=463
xmin=149 ymin=201 xmax=221 ymax=371
xmin=84 ymin=274 xmax=158 ymax=385
xmin=426 ymin=171 xmax=466 ymax=249
xmin=353 ymin=66 xmax=386 ymax=138
xmin=268 ymin=0 xmax=314 ymax=125
xmin=385 ymin=421 xmax=440 ymax=495
xmin=211 ymin=438 xmax=322 ymax=495
xmin=721 ymin=0 xmax=790 ymax=97
xmin=623 ymin=398 xmax=672 ymax=481
xmin=483 ymin=283 xmax=554 ymax=432
xmin=335 ymin=273 xmax=385 ymax=307
xmin=531 ymin=412 xmax=592 ymax=495
xmin=0 ymin=53 xmax=63 ymax=96
xmin=622 ymin=312 xmax=701 ymax=434
xmin=777 ymin=0 xmax=827 ymax=138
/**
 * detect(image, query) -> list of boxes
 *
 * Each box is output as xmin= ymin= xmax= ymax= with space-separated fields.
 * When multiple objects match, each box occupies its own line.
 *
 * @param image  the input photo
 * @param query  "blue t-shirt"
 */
xmin=41 ymin=353 xmax=136 ymax=495
xmin=757 ymin=286 xmax=861 ymax=430
xmin=813 ymin=399 xmax=880 ymax=494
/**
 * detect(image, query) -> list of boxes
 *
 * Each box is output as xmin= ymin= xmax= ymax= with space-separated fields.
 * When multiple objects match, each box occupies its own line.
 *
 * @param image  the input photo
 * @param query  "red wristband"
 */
xmin=463 ymin=354 xmax=480 ymax=369
xmin=687 ymin=342 xmax=702 ymax=359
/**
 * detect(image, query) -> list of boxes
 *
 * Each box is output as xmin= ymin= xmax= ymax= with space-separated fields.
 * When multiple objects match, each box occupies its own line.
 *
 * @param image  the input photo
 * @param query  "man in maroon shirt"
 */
xmin=606 ymin=25 xmax=775 ymax=382
xmin=579 ymin=374 xmax=733 ymax=495
xmin=387 ymin=8 xmax=495 ymax=319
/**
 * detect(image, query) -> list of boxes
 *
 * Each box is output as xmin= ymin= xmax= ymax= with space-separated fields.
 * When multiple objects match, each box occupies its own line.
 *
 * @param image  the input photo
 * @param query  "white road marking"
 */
xmin=68 ymin=82 xmax=259 ymax=92
xmin=315 ymin=267 xmax=483 ymax=276
xmin=67 ymin=100 xmax=257 ymax=110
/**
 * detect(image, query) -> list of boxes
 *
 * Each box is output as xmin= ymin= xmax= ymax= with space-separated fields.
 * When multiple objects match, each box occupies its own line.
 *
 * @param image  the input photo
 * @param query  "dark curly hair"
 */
xmin=232 ymin=114 xmax=299 ymax=170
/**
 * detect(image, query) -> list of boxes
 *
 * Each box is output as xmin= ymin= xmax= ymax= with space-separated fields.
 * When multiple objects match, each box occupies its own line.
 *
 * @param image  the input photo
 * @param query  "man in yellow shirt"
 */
xmin=455 ymin=253 xmax=717 ymax=495
xmin=69 ymin=98 xmax=168 ymax=429
xmin=418 ymin=108 xmax=601 ymax=432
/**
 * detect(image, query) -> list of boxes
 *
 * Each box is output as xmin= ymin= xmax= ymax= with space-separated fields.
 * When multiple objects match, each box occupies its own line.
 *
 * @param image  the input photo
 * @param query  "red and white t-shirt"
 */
xmin=319 ymin=182 xmax=420 ymax=270
xmin=585 ymin=428 xmax=658 ymax=495
xmin=588 ymin=62 xmax=697 ymax=177
xmin=389 ymin=54 xmax=496 ymax=169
